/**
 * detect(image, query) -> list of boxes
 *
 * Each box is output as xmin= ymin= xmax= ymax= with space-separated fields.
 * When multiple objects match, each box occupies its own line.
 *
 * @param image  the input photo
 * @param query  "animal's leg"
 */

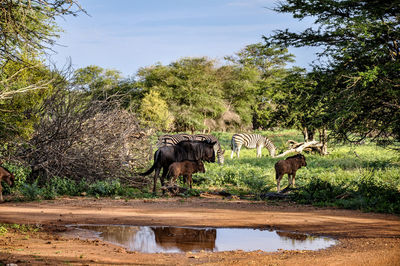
xmin=153 ymin=168 xmax=160 ymax=193
xmin=231 ymin=142 xmax=237 ymax=159
xmin=256 ymin=145 xmax=262 ymax=158
xmin=276 ymin=173 xmax=282 ymax=193
xmin=292 ymin=172 xmax=297 ymax=188
xmin=237 ymin=145 xmax=242 ymax=159
xmin=0 ymin=184 xmax=3 ymax=202
xmin=161 ymin=166 xmax=168 ymax=187
xmin=188 ymin=174 xmax=193 ymax=189
xmin=287 ymin=174 xmax=293 ymax=187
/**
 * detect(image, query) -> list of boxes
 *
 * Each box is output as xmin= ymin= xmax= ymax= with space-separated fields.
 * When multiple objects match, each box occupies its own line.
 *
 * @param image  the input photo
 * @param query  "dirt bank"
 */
xmin=0 ymin=197 xmax=399 ymax=265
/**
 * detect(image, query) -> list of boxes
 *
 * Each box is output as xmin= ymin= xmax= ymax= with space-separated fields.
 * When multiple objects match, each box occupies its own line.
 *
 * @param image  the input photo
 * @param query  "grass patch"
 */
xmin=192 ymin=131 xmax=400 ymax=214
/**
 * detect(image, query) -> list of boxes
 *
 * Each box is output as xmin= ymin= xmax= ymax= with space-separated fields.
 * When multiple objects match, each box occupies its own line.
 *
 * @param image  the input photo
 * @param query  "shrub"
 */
xmin=19 ymin=181 xmax=41 ymax=201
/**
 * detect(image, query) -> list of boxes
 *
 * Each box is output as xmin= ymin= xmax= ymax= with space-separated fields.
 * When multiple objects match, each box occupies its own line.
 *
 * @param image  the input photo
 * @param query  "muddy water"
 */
xmin=66 ymin=224 xmax=337 ymax=253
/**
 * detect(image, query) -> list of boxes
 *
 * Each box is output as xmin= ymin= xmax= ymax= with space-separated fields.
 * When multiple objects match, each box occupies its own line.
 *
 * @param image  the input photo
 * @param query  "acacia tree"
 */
xmin=0 ymin=0 xmax=83 ymax=63
xmin=139 ymin=90 xmax=173 ymax=131
xmin=218 ymin=64 xmax=260 ymax=128
xmin=0 ymin=57 xmax=57 ymax=142
xmin=136 ymin=58 xmax=226 ymax=132
xmin=226 ymin=43 xmax=295 ymax=129
xmin=265 ymin=0 xmax=400 ymax=145
xmin=0 ymin=0 xmax=84 ymax=142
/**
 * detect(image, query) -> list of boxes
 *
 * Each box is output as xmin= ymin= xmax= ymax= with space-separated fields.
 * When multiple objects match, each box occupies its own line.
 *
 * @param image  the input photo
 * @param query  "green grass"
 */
xmin=0 ymin=223 xmax=41 ymax=236
xmin=3 ymin=129 xmax=399 ymax=214
xmin=192 ymin=131 xmax=400 ymax=214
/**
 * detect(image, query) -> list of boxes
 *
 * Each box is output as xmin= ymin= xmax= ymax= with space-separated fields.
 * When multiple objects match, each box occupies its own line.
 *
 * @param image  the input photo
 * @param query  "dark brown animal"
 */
xmin=275 ymin=154 xmax=307 ymax=193
xmin=0 ymin=165 xmax=15 ymax=202
xmin=151 ymin=227 xmax=216 ymax=252
xmin=168 ymin=160 xmax=205 ymax=189
xmin=140 ymin=140 xmax=215 ymax=193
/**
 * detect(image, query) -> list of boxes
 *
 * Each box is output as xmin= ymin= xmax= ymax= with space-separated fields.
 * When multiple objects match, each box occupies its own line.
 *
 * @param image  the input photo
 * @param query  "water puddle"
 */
xmin=65 ymin=224 xmax=337 ymax=253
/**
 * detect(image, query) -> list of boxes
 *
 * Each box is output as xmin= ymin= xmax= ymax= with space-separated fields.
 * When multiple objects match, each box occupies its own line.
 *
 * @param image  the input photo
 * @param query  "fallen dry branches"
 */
xmin=19 ymin=89 xmax=151 ymax=186
xmin=275 ymin=140 xmax=325 ymax=158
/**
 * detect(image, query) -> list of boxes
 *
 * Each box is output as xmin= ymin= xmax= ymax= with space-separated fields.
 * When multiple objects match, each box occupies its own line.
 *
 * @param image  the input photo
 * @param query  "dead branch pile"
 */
xmin=275 ymin=140 xmax=326 ymax=158
xmin=19 ymin=90 xmax=151 ymax=187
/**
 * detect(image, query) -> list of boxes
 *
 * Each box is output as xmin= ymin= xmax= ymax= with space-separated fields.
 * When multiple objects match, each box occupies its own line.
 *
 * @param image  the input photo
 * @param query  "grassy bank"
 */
xmin=2 ymin=130 xmax=399 ymax=214
xmin=195 ymin=131 xmax=400 ymax=213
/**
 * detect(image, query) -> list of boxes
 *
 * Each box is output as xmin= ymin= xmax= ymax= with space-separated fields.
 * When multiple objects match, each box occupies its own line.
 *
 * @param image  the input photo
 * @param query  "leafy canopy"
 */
xmin=265 ymin=0 xmax=400 ymax=144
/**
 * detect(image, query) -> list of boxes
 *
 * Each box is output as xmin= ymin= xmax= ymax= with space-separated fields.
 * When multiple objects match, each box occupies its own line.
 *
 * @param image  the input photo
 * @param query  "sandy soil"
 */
xmin=0 ymin=196 xmax=399 ymax=265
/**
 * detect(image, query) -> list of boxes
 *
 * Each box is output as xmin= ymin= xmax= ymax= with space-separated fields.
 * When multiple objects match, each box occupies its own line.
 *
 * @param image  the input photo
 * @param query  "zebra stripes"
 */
xmin=231 ymin=133 xmax=276 ymax=158
xmin=157 ymin=133 xmax=225 ymax=164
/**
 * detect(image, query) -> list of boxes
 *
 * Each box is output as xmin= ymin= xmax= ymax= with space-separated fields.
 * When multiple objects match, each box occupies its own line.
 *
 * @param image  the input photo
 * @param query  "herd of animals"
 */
xmin=140 ymin=133 xmax=307 ymax=194
xmin=0 ymin=133 xmax=307 ymax=201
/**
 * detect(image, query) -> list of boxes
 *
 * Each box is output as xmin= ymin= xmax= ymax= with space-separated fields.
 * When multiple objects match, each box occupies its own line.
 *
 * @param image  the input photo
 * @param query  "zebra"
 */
xmin=231 ymin=133 xmax=276 ymax=159
xmin=157 ymin=133 xmax=225 ymax=164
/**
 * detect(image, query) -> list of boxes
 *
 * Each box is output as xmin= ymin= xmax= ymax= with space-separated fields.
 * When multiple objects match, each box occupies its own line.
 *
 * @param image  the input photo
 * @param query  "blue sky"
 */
xmin=51 ymin=0 xmax=318 ymax=77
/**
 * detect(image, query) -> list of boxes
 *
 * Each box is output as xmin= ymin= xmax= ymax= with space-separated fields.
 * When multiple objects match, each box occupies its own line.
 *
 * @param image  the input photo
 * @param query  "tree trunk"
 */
xmin=319 ymin=127 xmax=328 ymax=155
xmin=302 ymin=127 xmax=315 ymax=142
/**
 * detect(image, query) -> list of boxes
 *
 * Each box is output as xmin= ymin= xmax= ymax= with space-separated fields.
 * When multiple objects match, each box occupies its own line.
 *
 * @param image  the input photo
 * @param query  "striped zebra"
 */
xmin=157 ymin=133 xmax=225 ymax=164
xmin=231 ymin=133 xmax=276 ymax=159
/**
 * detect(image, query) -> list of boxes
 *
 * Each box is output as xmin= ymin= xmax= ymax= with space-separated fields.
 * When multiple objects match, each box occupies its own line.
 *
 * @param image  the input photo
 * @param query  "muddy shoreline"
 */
xmin=0 ymin=197 xmax=400 ymax=265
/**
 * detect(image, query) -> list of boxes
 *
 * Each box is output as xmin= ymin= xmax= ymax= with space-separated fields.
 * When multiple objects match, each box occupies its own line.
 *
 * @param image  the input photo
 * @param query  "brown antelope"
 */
xmin=0 ymin=165 xmax=15 ymax=202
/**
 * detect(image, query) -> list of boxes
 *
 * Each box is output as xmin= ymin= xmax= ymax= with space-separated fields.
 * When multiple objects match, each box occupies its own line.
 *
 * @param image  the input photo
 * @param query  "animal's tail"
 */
xmin=139 ymin=164 xmax=156 ymax=176
xmin=139 ymin=150 xmax=159 ymax=176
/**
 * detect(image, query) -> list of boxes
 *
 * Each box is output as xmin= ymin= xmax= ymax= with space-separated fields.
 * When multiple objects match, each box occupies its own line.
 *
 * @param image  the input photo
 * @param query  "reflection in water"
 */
xmin=151 ymin=227 xmax=216 ymax=252
xmin=68 ymin=225 xmax=337 ymax=253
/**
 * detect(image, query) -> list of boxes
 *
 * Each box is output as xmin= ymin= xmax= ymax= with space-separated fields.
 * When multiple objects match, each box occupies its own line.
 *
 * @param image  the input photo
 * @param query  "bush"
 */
xmin=19 ymin=181 xmax=42 ymax=201
xmin=291 ymin=172 xmax=400 ymax=214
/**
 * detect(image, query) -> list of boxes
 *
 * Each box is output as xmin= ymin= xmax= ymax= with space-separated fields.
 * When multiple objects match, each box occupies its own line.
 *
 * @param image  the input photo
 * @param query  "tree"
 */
xmin=265 ymin=0 xmax=400 ymax=145
xmin=136 ymin=58 xmax=226 ymax=132
xmin=226 ymin=43 xmax=295 ymax=129
xmin=139 ymin=90 xmax=173 ymax=131
xmin=0 ymin=55 xmax=59 ymax=142
xmin=72 ymin=65 xmax=123 ymax=100
xmin=266 ymin=67 xmax=330 ymax=154
xmin=218 ymin=65 xmax=259 ymax=128
xmin=0 ymin=0 xmax=84 ymax=142
xmin=0 ymin=0 xmax=83 ymax=63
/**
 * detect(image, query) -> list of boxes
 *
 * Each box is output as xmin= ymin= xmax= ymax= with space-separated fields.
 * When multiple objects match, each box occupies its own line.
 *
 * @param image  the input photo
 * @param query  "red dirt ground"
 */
xmin=0 ymin=197 xmax=399 ymax=265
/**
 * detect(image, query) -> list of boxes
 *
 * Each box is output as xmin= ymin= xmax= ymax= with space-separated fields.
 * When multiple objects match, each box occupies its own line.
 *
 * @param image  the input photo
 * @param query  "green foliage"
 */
xmin=87 ymin=179 xmax=124 ymax=197
xmin=137 ymin=57 xmax=227 ymax=131
xmin=139 ymin=90 xmax=173 ymax=130
xmin=18 ymin=176 xmax=147 ymax=200
xmin=190 ymin=131 xmax=400 ymax=214
xmin=265 ymin=0 xmax=400 ymax=145
xmin=219 ymin=65 xmax=260 ymax=126
xmin=292 ymin=172 xmax=400 ymax=214
xmin=72 ymin=65 xmax=122 ymax=100
xmin=225 ymin=43 xmax=296 ymax=129
xmin=136 ymin=51 xmax=296 ymax=131
xmin=0 ymin=1 xmax=82 ymax=143
xmin=19 ymin=181 xmax=42 ymax=201
xmin=226 ymin=43 xmax=295 ymax=75
xmin=0 ymin=57 xmax=55 ymax=142
xmin=0 ymin=162 xmax=29 ymax=197
xmin=0 ymin=225 xmax=7 ymax=235
xmin=0 ymin=223 xmax=40 ymax=235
